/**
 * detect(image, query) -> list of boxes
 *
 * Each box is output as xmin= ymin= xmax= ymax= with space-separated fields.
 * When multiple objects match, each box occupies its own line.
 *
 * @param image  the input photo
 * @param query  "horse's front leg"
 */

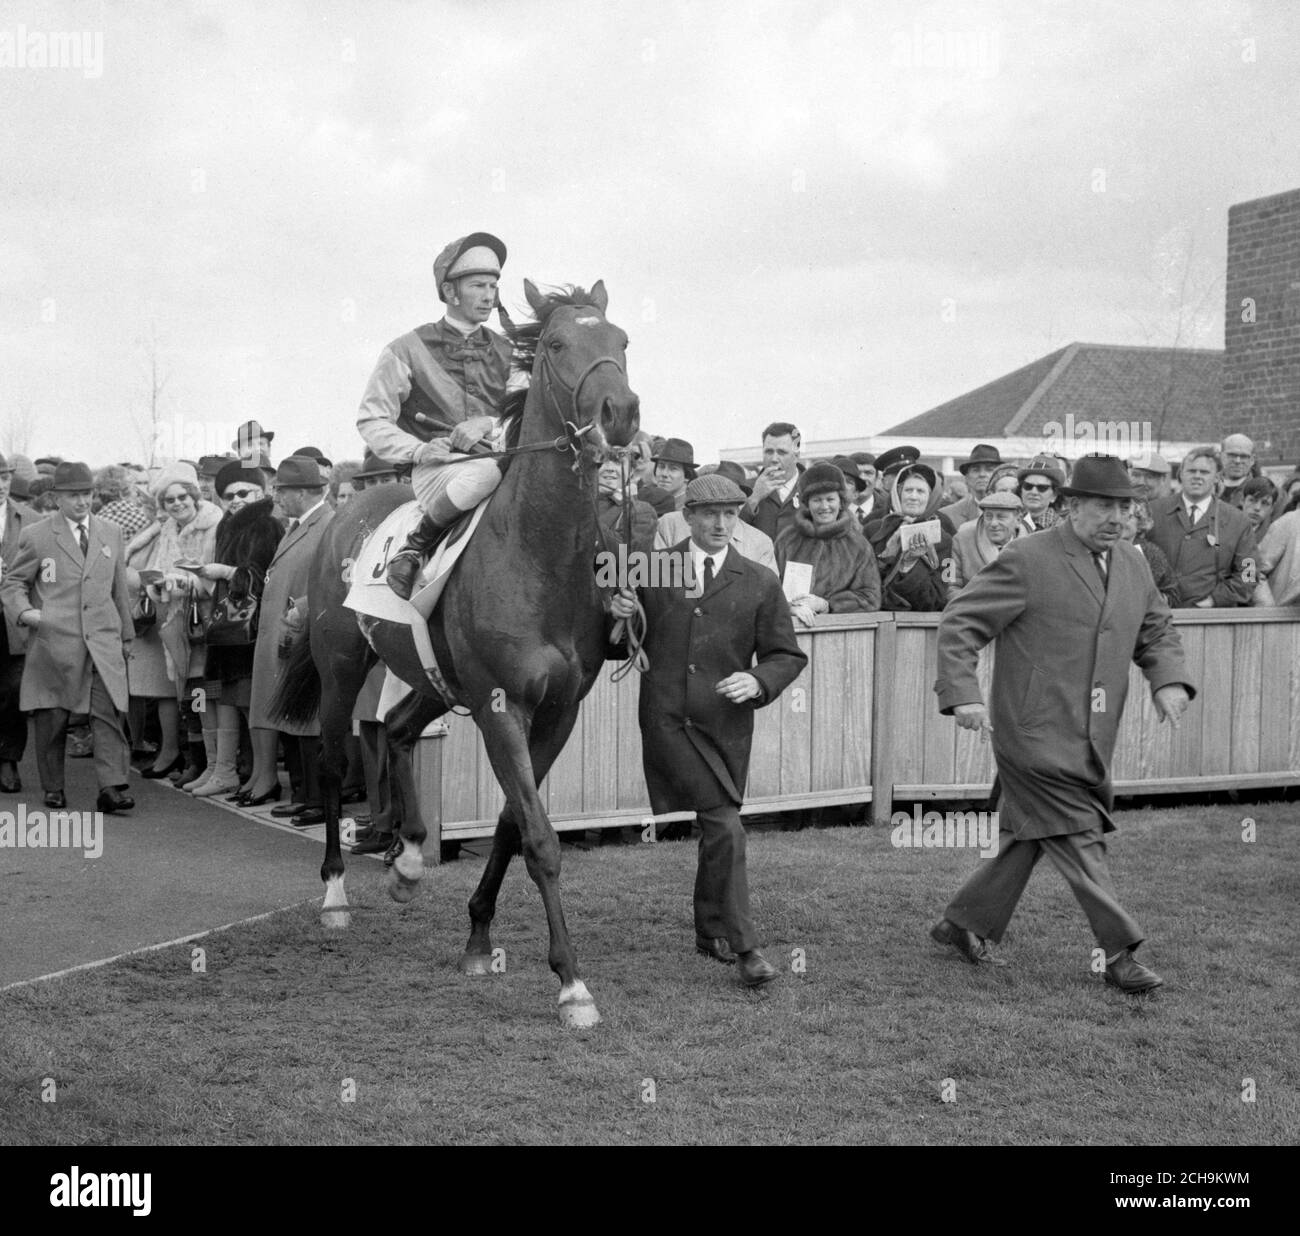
xmin=478 ymin=702 xmax=599 ymax=1029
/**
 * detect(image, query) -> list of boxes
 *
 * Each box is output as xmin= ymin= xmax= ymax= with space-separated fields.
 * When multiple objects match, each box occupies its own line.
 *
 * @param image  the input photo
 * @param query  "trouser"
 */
xmin=944 ymin=826 xmax=1143 ymax=956
xmin=33 ymin=671 xmax=131 ymax=793
xmin=357 ymin=719 xmax=392 ymax=833
xmin=0 ymin=652 xmax=27 ymax=762
xmin=411 ymin=456 xmax=502 ymax=524
xmin=282 ymin=734 xmax=321 ymax=808
xmin=694 ymin=803 xmax=758 ymax=954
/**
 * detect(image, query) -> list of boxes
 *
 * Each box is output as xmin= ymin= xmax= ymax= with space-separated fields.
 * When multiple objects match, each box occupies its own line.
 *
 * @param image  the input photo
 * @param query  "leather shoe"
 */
xmin=339 ymin=786 xmax=366 ymax=805
xmin=695 ymin=936 xmax=737 ymax=965
xmin=290 ymin=807 xmax=326 ymax=827
xmin=96 ymin=787 xmax=134 ymax=814
xmin=269 ymin=801 xmax=307 ymax=818
xmin=737 ymin=950 xmax=777 ymax=988
xmin=1105 ymin=950 xmax=1164 ymax=994
xmin=930 ymin=918 xmax=1008 ymax=967
xmin=351 ymin=832 xmax=395 ymax=855
xmin=0 ymin=761 xmax=21 ymax=793
xmin=44 ymin=790 xmax=66 ymax=809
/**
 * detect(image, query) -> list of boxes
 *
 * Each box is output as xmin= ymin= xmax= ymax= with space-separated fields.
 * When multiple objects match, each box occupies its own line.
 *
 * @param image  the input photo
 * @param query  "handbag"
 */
xmin=204 ymin=583 xmax=259 ymax=647
xmin=187 ymin=597 xmax=206 ymax=641
xmin=132 ymin=592 xmax=158 ymax=632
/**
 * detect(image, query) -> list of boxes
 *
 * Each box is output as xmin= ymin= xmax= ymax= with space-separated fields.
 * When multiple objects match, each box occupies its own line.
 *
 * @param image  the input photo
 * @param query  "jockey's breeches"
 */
xmin=412 ymin=456 xmax=502 ymax=519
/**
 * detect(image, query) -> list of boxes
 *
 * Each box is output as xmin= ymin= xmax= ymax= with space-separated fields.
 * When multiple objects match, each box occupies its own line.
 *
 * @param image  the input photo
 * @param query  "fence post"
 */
xmin=871 ymin=615 xmax=897 ymax=822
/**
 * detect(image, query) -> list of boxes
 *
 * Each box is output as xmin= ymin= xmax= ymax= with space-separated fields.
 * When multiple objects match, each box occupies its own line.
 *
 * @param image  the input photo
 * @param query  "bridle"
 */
xmin=536 ymin=336 xmax=628 ymax=467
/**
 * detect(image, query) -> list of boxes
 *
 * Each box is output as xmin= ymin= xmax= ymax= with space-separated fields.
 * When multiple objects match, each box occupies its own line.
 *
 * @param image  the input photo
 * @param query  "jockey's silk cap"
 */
xmin=683 ymin=474 xmax=746 ymax=508
xmin=1060 ymin=454 xmax=1137 ymax=500
xmin=958 ymin=443 xmax=1003 ymax=473
xmin=979 ymin=490 xmax=1024 ymax=511
xmin=50 ymin=461 xmax=96 ymax=492
xmin=434 ymin=232 xmax=507 ymax=300
xmin=274 ymin=456 xmax=327 ymax=489
xmin=874 ymin=445 xmax=921 ymax=474
xmin=1128 ymin=451 xmax=1171 ymax=475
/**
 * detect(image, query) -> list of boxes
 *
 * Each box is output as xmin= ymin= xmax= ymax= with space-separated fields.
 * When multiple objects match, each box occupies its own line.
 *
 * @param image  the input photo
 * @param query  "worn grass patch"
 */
xmin=1 ymin=805 xmax=1295 ymax=1145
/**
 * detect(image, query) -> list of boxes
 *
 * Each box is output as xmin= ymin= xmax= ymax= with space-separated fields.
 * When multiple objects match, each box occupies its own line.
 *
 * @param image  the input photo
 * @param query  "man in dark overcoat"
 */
xmin=0 ymin=453 xmax=32 ymax=792
xmin=930 ymin=455 xmax=1193 ymax=993
xmin=611 ymin=474 xmax=807 ymax=988
xmin=0 ymin=461 xmax=135 ymax=812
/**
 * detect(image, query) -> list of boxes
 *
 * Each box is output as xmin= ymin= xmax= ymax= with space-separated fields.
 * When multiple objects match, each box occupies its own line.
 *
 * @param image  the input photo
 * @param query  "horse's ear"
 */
xmin=524 ymin=279 xmax=548 ymax=316
xmin=589 ymin=280 xmax=609 ymax=314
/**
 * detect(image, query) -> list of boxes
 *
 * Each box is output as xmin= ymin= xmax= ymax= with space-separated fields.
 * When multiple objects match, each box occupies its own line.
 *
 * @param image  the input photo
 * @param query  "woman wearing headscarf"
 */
xmin=125 ymin=462 xmax=223 ymax=781
xmin=864 ymin=462 xmax=955 ymax=612
xmin=775 ymin=462 xmax=881 ymax=626
xmin=190 ymin=462 xmax=284 ymax=800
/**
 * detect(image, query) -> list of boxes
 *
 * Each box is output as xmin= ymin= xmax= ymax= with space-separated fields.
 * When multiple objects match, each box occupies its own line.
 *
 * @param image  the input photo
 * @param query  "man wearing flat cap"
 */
xmin=358 ymin=231 xmax=514 ymax=599
xmin=654 ymin=460 xmax=778 ymax=576
xmin=931 ymin=455 xmax=1193 ymax=993
xmin=611 ymin=473 xmax=807 ymax=989
xmin=0 ymin=462 xmax=135 ymax=813
xmin=946 ymin=489 xmax=1024 ymax=603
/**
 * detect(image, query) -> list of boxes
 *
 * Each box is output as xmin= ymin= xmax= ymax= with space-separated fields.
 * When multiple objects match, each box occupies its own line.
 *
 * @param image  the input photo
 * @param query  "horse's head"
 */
xmin=522 ymin=279 xmax=640 ymax=452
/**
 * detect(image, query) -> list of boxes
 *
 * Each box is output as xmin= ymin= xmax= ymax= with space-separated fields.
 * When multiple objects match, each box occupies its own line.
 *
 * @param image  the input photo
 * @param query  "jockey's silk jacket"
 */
xmin=356 ymin=318 xmax=513 ymax=466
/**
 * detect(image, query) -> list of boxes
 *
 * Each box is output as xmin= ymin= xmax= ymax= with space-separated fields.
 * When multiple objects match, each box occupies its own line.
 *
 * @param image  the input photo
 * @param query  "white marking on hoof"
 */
xmin=321 ymin=909 xmax=351 ymax=929
xmin=393 ymin=842 xmax=425 ymax=884
xmin=459 ymin=952 xmax=493 ymax=976
xmin=558 ymin=980 xmax=601 ymax=1029
xmin=321 ymin=876 xmax=350 ymax=928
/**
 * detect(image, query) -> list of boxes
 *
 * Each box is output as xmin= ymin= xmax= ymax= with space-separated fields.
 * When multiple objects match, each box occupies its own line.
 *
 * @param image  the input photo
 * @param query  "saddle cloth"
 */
xmin=344 ymin=497 xmax=491 ymax=717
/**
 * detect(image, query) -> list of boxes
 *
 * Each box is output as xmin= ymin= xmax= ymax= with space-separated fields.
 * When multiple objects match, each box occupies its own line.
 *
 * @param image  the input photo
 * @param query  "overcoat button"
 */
xmin=684 ymin=718 xmax=693 ymax=728
xmin=693 ymin=607 xmax=703 ymax=616
xmin=688 ymin=664 xmax=696 ymax=674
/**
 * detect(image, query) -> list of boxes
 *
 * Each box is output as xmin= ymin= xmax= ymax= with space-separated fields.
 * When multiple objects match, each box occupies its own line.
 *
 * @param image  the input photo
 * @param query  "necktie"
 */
xmin=1187 ymin=503 xmax=1201 ymax=525
xmin=703 ymin=557 xmax=715 ymax=589
xmin=1092 ymin=551 xmax=1108 ymax=588
xmin=288 ymin=518 xmax=300 ymax=533
xmin=77 ymin=523 xmax=88 ymax=556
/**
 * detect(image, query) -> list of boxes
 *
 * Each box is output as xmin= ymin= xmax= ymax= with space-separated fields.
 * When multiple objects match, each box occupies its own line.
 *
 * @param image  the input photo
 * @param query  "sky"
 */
xmin=3 ymin=0 xmax=1299 ymax=469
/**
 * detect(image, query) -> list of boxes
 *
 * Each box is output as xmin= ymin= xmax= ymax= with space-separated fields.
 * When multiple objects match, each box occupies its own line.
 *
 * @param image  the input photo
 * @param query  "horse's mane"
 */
xmin=498 ymin=285 xmax=602 ymax=452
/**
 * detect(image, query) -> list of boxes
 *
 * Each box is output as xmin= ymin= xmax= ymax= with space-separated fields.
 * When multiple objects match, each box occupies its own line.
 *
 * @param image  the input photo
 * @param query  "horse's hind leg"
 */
xmin=383 ymin=689 xmax=447 ymax=904
xmin=458 ymin=806 xmax=522 ymax=975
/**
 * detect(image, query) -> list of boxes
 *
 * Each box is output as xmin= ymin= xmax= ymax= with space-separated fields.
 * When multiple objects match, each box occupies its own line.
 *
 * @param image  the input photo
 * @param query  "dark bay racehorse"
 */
xmin=272 ymin=281 xmax=638 ymax=1027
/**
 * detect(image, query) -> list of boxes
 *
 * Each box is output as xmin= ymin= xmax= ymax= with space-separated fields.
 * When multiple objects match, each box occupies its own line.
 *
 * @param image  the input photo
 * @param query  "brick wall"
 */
xmin=1223 ymin=188 xmax=1300 ymax=462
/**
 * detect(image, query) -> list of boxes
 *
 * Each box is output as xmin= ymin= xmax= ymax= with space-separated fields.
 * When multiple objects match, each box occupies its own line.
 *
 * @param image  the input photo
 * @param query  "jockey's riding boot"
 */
xmin=386 ymin=512 xmax=448 ymax=600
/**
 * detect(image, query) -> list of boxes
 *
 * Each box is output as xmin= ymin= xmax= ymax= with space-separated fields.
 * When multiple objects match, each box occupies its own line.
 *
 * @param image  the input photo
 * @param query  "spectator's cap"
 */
xmin=1017 ymin=455 xmax=1067 ymax=489
xmin=651 ymin=437 xmax=696 ymax=469
xmin=0 ymin=453 xmax=12 ymax=475
xmin=197 ymin=454 xmax=233 ymax=478
xmin=683 ymin=474 xmax=746 ymax=508
xmin=28 ymin=476 xmax=54 ymax=498
xmin=214 ymin=461 xmax=268 ymax=497
xmin=831 ymin=454 xmax=869 ymax=493
xmin=979 ymin=491 xmax=1024 ymax=511
xmin=1060 ymin=454 xmax=1136 ymax=500
xmin=433 ymin=232 xmax=506 ymax=302
xmin=8 ymin=474 xmax=29 ymax=500
xmin=50 ymin=461 xmax=96 ymax=492
xmin=874 ymin=445 xmax=921 ymax=474
xmin=800 ymin=462 xmax=848 ymax=501
xmin=1128 ymin=451 xmax=1171 ymax=475
xmin=233 ymin=420 xmax=274 ymax=450
xmin=274 ymin=456 xmax=326 ymax=489
xmin=291 ymin=445 xmax=333 ymax=468
xmin=957 ymin=443 xmax=1003 ymax=473
xmin=151 ymin=461 xmax=200 ymax=499
xmin=34 ymin=456 xmax=63 ymax=470
xmin=851 ymin=451 xmax=877 ymax=468
xmin=355 ymin=451 xmax=400 ymax=480
xmin=714 ymin=460 xmax=753 ymax=496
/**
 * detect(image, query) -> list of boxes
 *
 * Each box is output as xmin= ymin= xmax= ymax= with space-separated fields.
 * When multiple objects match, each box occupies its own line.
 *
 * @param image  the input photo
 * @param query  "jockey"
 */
xmin=357 ymin=232 xmax=513 ymax=599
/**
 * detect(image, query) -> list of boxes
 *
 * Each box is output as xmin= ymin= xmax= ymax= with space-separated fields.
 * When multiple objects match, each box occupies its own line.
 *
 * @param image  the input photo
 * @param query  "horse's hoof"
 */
xmin=458 ymin=952 xmax=493 ymax=976
xmin=386 ymin=869 xmax=419 ymax=904
xmin=321 ymin=909 xmax=351 ymax=929
xmin=558 ymin=999 xmax=601 ymax=1030
xmin=392 ymin=844 xmax=425 ymax=885
xmin=558 ymin=979 xmax=600 ymax=1030
xmin=321 ymin=875 xmax=349 ymax=926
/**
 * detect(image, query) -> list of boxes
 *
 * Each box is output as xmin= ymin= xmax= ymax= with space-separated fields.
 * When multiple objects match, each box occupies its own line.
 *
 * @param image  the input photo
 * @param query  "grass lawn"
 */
xmin=1 ymin=803 xmax=1296 ymax=1145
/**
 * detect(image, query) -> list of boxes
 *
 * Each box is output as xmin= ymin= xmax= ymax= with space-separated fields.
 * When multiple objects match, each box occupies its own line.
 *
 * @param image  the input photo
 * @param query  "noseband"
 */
xmin=538 ymin=343 xmax=627 ymax=462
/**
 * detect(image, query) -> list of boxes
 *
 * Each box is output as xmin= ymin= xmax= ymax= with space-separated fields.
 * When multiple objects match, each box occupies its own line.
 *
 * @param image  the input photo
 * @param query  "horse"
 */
xmin=271 ymin=280 xmax=639 ymax=1028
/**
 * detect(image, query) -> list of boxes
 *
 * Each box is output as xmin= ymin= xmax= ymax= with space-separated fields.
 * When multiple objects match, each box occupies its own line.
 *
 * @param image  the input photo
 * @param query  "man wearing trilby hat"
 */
xmin=930 ymin=454 xmax=1193 ymax=993
xmin=357 ymin=231 xmax=513 ymax=599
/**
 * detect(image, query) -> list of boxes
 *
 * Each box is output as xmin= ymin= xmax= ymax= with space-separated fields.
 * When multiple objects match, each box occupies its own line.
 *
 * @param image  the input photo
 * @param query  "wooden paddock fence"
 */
xmin=409 ymin=609 xmax=1300 ymax=855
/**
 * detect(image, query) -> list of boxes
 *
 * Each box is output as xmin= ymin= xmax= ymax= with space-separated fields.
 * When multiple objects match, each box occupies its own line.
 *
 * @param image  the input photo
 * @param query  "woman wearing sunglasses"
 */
xmin=125 ymin=463 xmax=223 ymax=783
xmin=1016 ymin=457 xmax=1068 ymax=533
xmin=188 ymin=462 xmax=284 ymax=800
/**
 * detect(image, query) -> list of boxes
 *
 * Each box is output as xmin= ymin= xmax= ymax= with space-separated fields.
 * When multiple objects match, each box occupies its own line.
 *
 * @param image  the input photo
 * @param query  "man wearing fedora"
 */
xmin=742 ymin=422 xmax=803 ymax=541
xmin=0 ymin=453 xmax=32 ymax=792
xmin=653 ymin=460 xmax=778 ymax=575
xmin=940 ymin=443 xmax=1003 ymax=528
xmin=234 ymin=421 xmax=275 ymax=465
xmin=611 ymin=474 xmax=807 ymax=988
xmin=250 ymin=457 xmax=334 ymax=826
xmin=930 ymin=455 xmax=1193 ymax=993
xmin=357 ymin=232 xmax=514 ymax=600
xmin=650 ymin=437 xmax=697 ymax=510
xmin=0 ymin=462 xmax=136 ymax=812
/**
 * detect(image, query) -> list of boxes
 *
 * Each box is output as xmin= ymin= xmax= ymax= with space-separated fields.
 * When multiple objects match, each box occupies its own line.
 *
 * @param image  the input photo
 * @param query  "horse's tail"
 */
xmin=267 ymin=615 xmax=321 ymax=728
